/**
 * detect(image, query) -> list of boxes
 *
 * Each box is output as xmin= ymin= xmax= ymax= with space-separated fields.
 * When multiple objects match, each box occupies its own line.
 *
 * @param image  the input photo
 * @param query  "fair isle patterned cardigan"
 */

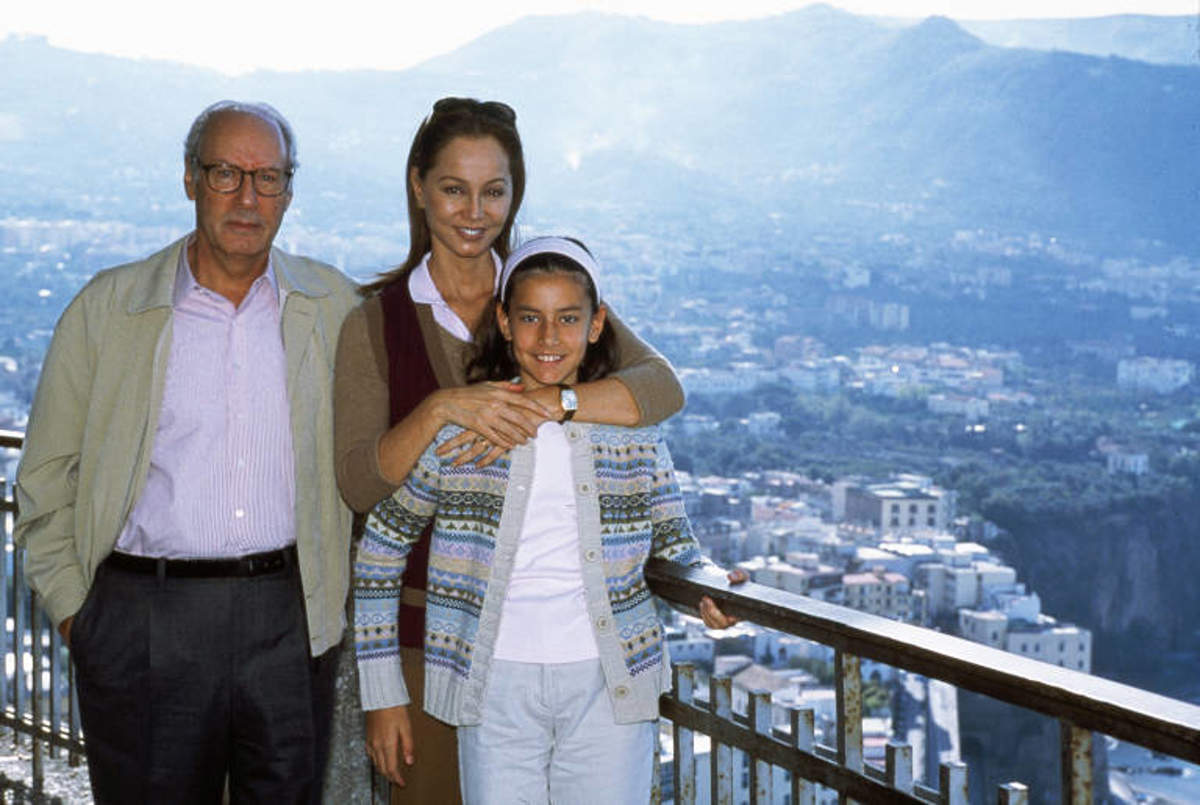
xmin=355 ymin=421 xmax=706 ymax=726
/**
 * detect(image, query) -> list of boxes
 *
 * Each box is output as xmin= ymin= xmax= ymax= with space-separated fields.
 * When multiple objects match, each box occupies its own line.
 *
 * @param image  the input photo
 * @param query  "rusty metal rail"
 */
xmin=646 ymin=558 xmax=1200 ymax=803
xmin=0 ymin=430 xmax=86 ymax=798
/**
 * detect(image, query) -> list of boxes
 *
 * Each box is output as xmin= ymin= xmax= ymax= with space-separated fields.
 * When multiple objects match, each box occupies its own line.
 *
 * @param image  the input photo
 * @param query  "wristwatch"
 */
xmin=557 ymin=384 xmax=578 ymax=422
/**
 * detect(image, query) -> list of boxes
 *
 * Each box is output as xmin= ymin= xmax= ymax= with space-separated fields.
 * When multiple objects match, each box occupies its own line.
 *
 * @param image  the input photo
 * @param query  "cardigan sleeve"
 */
xmin=354 ymin=438 xmax=444 ymax=710
xmin=334 ymin=298 xmax=400 ymax=513
xmin=646 ymin=434 xmax=705 ymax=567
xmin=604 ymin=305 xmax=685 ymax=427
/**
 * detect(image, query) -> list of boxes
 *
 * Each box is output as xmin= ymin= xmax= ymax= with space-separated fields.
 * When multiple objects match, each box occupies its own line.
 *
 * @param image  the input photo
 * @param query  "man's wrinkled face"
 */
xmin=185 ymin=110 xmax=291 ymax=266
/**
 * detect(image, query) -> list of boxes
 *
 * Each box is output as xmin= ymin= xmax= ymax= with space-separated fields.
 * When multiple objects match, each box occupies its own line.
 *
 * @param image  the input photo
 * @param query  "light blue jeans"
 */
xmin=458 ymin=658 xmax=656 ymax=804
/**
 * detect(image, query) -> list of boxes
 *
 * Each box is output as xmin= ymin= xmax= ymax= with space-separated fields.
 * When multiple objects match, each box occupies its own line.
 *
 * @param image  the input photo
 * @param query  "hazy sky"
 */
xmin=3 ymin=0 xmax=1195 ymax=74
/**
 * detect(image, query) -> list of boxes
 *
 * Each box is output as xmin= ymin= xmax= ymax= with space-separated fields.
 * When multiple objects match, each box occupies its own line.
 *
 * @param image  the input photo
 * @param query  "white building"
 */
xmin=739 ymin=555 xmax=841 ymax=599
xmin=1007 ymin=624 xmax=1092 ymax=673
xmin=927 ymin=393 xmax=989 ymax=422
xmin=958 ymin=610 xmax=1092 ymax=674
xmin=876 ymin=540 xmax=938 ymax=577
xmin=833 ymin=476 xmax=951 ymax=532
xmin=744 ymin=411 xmax=783 ymax=437
xmin=677 ymin=414 xmax=720 ymax=437
xmin=679 ymin=367 xmax=765 ymax=396
xmin=779 ymin=361 xmax=841 ymax=393
xmin=1107 ymin=450 xmax=1149 ymax=476
xmin=665 ymin=625 xmax=716 ymax=666
xmin=1117 ymin=357 xmax=1194 ymax=394
xmin=843 ymin=570 xmax=915 ymax=621
xmin=918 ymin=563 xmax=980 ymax=618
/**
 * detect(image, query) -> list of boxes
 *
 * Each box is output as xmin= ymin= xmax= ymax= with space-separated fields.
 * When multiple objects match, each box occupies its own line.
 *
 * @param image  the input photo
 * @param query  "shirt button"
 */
xmin=584 ymin=549 xmax=600 ymax=562
xmin=234 ymin=508 xmax=246 ymax=519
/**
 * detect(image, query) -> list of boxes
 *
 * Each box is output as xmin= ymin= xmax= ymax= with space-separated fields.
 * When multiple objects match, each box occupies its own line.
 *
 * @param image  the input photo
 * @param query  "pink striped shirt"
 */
xmin=115 ymin=243 xmax=295 ymax=558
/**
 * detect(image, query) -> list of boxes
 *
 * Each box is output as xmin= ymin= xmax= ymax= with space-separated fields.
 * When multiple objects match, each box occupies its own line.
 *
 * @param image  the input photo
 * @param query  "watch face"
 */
xmin=561 ymin=387 xmax=579 ymax=411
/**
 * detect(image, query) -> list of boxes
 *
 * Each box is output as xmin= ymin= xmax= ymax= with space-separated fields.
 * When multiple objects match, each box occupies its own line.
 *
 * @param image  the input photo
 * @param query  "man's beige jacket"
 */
xmin=15 ymin=236 xmax=358 ymax=656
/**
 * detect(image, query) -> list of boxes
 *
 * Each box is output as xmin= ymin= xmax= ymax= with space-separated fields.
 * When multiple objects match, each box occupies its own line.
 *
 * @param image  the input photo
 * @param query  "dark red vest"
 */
xmin=380 ymin=278 xmax=440 ymax=648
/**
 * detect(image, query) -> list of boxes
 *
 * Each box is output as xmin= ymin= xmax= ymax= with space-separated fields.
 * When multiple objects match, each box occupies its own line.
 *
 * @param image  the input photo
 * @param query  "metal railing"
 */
xmin=0 ymin=429 xmax=85 ymax=800
xmin=2 ymin=424 xmax=1200 ymax=804
xmin=645 ymin=559 xmax=1200 ymax=804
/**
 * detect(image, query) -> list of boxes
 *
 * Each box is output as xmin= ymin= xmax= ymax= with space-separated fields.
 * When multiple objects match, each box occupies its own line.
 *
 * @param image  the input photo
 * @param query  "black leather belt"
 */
xmin=104 ymin=545 xmax=296 ymax=578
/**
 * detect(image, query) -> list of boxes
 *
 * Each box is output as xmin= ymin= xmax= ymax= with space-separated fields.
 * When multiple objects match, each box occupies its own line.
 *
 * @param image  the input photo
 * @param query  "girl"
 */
xmin=354 ymin=236 xmax=744 ymax=804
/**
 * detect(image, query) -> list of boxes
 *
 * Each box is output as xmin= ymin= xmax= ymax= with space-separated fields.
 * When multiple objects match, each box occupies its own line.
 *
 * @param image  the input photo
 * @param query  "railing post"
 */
xmin=998 ymin=781 xmax=1029 ymax=805
xmin=788 ymin=706 xmax=816 ymax=805
xmin=710 ymin=675 xmax=734 ymax=805
xmin=748 ymin=690 xmax=772 ymax=803
xmin=835 ymin=649 xmax=863 ymax=805
xmin=939 ymin=760 xmax=968 ymax=805
xmin=651 ymin=744 xmax=662 ymax=805
xmin=48 ymin=611 xmax=61 ymax=759
xmin=371 ymin=768 xmax=390 ymax=804
xmin=672 ymin=664 xmax=697 ymax=805
xmin=886 ymin=740 xmax=913 ymax=793
xmin=14 ymin=545 xmax=28 ymax=747
xmin=29 ymin=593 xmax=43 ymax=795
xmin=0 ymin=482 xmax=9 ymax=721
xmin=69 ymin=667 xmax=83 ymax=767
xmin=1060 ymin=722 xmax=1093 ymax=805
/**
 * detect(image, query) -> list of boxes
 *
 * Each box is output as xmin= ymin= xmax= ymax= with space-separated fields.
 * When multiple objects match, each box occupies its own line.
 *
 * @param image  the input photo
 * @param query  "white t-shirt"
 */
xmin=492 ymin=422 xmax=601 ymax=663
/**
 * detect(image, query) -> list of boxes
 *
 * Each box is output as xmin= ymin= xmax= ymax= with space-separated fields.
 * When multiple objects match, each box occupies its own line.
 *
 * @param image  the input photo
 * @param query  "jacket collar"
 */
xmin=126 ymin=233 xmax=329 ymax=315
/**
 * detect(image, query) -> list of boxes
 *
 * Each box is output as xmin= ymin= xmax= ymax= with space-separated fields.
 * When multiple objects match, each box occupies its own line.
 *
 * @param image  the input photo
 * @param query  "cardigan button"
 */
xmin=579 ymin=483 xmax=590 ymax=493
xmin=584 ymin=549 xmax=600 ymax=563
xmin=596 ymin=616 xmax=611 ymax=631
xmin=614 ymin=685 xmax=630 ymax=699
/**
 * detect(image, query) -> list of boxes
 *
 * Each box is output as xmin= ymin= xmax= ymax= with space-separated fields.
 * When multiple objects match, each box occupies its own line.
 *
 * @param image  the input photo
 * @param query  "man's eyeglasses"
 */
xmin=194 ymin=161 xmax=294 ymax=197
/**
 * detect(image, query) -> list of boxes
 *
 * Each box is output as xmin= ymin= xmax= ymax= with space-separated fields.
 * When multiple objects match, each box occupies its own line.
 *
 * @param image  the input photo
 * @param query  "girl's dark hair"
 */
xmin=468 ymin=246 xmax=617 ymax=385
xmin=362 ymin=98 xmax=525 ymax=295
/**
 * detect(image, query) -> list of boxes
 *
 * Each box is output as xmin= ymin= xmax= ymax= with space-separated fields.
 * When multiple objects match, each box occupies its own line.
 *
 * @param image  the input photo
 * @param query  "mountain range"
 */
xmin=2 ymin=4 xmax=1197 ymax=256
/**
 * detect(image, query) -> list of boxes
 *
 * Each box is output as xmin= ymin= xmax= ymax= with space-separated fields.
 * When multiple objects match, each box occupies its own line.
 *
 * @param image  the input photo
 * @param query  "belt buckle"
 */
xmin=246 ymin=552 xmax=281 ymax=575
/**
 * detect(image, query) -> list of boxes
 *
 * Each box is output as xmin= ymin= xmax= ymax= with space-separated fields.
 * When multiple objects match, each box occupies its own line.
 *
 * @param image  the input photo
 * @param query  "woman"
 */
xmin=334 ymin=98 xmax=684 ymax=801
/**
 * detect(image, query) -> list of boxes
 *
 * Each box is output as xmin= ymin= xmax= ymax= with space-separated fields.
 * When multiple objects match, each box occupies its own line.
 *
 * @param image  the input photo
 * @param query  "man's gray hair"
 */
xmin=183 ymin=100 xmax=298 ymax=170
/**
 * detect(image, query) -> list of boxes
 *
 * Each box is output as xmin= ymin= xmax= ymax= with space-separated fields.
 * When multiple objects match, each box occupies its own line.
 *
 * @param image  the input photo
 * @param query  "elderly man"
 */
xmin=14 ymin=101 xmax=357 ymax=803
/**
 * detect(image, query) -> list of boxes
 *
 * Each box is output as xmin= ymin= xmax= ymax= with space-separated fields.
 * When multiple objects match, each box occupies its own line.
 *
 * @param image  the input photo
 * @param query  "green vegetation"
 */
xmin=785 ymin=656 xmax=834 ymax=685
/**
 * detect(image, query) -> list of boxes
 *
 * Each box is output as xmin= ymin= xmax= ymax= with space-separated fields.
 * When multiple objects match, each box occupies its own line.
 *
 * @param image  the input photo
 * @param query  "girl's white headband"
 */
xmin=499 ymin=237 xmax=601 ymax=303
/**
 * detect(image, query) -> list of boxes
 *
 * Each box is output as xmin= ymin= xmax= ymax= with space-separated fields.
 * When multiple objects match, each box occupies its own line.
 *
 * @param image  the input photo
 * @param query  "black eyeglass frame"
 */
xmin=192 ymin=160 xmax=295 ymax=197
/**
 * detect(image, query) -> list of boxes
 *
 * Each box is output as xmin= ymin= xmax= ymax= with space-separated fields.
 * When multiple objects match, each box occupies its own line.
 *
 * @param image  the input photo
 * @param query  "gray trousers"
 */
xmin=70 ymin=554 xmax=338 ymax=804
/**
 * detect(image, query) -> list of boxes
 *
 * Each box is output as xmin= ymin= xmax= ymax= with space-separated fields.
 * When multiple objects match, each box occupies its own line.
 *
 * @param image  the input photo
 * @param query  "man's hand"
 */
xmin=365 ymin=705 xmax=415 ymax=786
xmin=57 ymin=616 xmax=73 ymax=648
